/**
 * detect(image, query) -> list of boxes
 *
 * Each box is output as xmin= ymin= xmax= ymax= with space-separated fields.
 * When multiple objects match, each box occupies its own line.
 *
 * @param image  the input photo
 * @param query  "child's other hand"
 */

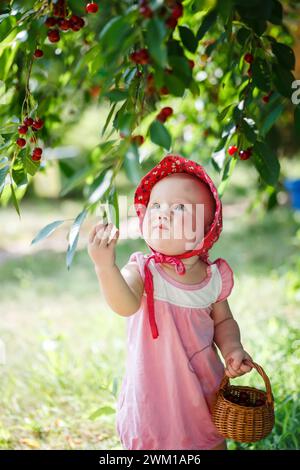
xmin=87 ymin=222 xmax=119 ymax=271
xmin=224 ymin=348 xmax=253 ymax=378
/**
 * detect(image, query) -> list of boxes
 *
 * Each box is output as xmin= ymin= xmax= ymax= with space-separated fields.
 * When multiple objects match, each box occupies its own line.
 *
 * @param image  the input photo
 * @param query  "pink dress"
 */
xmin=115 ymin=251 xmax=234 ymax=450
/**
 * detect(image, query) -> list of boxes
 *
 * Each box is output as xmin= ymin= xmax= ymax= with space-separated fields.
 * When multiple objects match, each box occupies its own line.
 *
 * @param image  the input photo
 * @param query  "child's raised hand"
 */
xmin=87 ymin=222 xmax=119 ymax=271
xmin=224 ymin=348 xmax=253 ymax=378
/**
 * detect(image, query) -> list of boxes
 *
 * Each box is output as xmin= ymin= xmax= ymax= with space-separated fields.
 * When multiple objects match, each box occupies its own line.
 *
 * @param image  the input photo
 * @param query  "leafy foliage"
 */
xmin=0 ymin=0 xmax=299 ymax=267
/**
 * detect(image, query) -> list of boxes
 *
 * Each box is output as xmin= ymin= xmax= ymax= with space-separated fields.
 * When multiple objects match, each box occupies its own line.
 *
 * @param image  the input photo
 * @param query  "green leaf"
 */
xmin=89 ymin=406 xmax=115 ymax=420
xmin=178 ymin=26 xmax=198 ymax=53
xmin=66 ymin=209 xmax=88 ymax=270
xmin=146 ymin=17 xmax=167 ymax=67
xmin=10 ymin=183 xmax=20 ymax=217
xmin=253 ymin=141 xmax=280 ymax=186
xmin=104 ymin=89 xmax=128 ymax=102
xmin=252 ymin=58 xmax=271 ymax=92
xmin=261 ymin=102 xmax=284 ymax=136
xmin=218 ymin=156 xmax=237 ymax=198
xmin=236 ymin=27 xmax=251 ymax=46
xmin=164 ymin=73 xmax=186 ymax=96
xmin=196 ymin=8 xmax=217 ymax=41
xmin=12 ymin=167 xmax=27 ymax=186
xmin=272 ymin=63 xmax=294 ymax=98
xmin=124 ymin=145 xmax=142 ymax=185
xmin=88 ymin=169 xmax=113 ymax=204
xmin=99 ymin=16 xmax=131 ymax=52
xmin=31 ymin=220 xmax=65 ymax=245
xmin=269 ymin=0 xmax=283 ymax=25
xmin=108 ymin=185 xmax=119 ymax=229
xmin=23 ymin=153 xmax=40 ymax=176
xmin=115 ymin=112 xmax=135 ymax=136
xmin=149 ymin=120 xmax=171 ymax=150
xmin=101 ymin=102 xmax=117 ymax=136
xmin=214 ymin=135 xmax=229 ymax=153
xmin=0 ymin=158 xmax=9 ymax=193
xmin=241 ymin=118 xmax=258 ymax=143
xmin=271 ymin=42 xmax=295 ymax=70
xmin=168 ymin=55 xmax=192 ymax=85
xmin=0 ymin=15 xmax=16 ymax=42
xmin=218 ymin=104 xmax=234 ymax=121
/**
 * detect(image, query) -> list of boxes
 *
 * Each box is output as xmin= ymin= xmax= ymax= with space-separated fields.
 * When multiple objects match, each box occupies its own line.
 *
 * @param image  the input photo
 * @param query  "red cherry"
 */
xmin=45 ymin=17 xmax=57 ymax=28
xmin=140 ymin=5 xmax=153 ymax=18
xmin=23 ymin=117 xmax=34 ymax=127
xmin=160 ymin=86 xmax=169 ymax=95
xmin=156 ymin=113 xmax=166 ymax=123
xmin=139 ymin=48 xmax=150 ymax=64
xmin=161 ymin=106 xmax=173 ymax=117
xmin=130 ymin=48 xmax=150 ymax=65
xmin=33 ymin=147 xmax=43 ymax=157
xmin=239 ymin=147 xmax=252 ymax=160
xmin=166 ymin=16 xmax=178 ymax=29
xmin=34 ymin=49 xmax=44 ymax=58
xmin=16 ymin=138 xmax=26 ymax=148
xmin=188 ymin=59 xmax=195 ymax=69
xmin=131 ymin=135 xmax=145 ymax=146
xmin=247 ymin=66 xmax=252 ymax=77
xmin=228 ymin=145 xmax=238 ymax=156
xmin=32 ymin=118 xmax=44 ymax=130
xmin=262 ymin=91 xmax=273 ymax=103
xmin=244 ymin=52 xmax=254 ymax=64
xmin=58 ymin=18 xmax=70 ymax=30
xmin=85 ymin=3 xmax=99 ymax=13
xmin=156 ymin=107 xmax=173 ymax=122
xmin=47 ymin=29 xmax=60 ymax=43
xmin=53 ymin=0 xmax=68 ymax=18
xmin=31 ymin=154 xmax=42 ymax=161
xmin=171 ymin=3 xmax=183 ymax=19
xmin=18 ymin=125 xmax=28 ymax=135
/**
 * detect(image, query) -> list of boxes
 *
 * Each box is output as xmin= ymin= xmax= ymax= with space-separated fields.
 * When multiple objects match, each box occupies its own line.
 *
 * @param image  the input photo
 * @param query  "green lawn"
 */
xmin=0 ymin=162 xmax=299 ymax=449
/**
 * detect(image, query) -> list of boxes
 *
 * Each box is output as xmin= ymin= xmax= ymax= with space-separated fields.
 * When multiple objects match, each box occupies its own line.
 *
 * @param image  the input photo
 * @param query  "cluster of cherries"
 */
xmin=16 ymin=117 xmax=44 ymax=161
xmin=228 ymin=145 xmax=253 ymax=160
xmin=223 ymin=390 xmax=265 ymax=407
xmin=33 ymin=1 xmax=98 ymax=56
xmin=139 ymin=0 xmax=183 ymax=29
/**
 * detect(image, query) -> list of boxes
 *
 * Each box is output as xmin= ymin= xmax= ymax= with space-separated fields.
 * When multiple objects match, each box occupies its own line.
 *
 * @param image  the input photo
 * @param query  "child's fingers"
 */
xmin=99 ymin=223 xmax=115 ymax=247
xmin=88 ymin=225 xmax=98 ymax=243
xmin=226 ymin=363 xmax=240 ymax=378
xmin=89 ymin=223 xmax=106 ymax=244
xmin=109 ymin=226 xmax=119 ymax=245
xmin=94 ymin=224 xmax=108 ymax=245
xmin=240 ymin=362 xmax=252 ymax=373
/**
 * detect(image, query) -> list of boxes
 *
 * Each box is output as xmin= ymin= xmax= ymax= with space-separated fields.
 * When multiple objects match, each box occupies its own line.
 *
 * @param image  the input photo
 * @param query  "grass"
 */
xmin=0 ymin=161 xmax=300 ymax=449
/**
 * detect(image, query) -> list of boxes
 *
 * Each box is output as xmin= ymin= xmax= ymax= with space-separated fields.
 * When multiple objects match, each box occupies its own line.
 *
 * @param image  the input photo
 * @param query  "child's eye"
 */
xmin=150 ymin=202 xmax=160 ymax=209
xmin=173 ymin=203 xmax=185 ymax=211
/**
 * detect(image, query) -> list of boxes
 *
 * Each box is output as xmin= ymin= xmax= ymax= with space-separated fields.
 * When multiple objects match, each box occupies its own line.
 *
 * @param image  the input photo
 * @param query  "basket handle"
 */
xmin=219 ymin=359 xmax=274 ymax=405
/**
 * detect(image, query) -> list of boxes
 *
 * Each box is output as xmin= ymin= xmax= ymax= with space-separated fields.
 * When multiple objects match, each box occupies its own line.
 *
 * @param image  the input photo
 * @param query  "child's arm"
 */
xmin=88 ymin=222 xmax=144 ymax=317
xmin=211 ymin=299 xmax=253 ymax=377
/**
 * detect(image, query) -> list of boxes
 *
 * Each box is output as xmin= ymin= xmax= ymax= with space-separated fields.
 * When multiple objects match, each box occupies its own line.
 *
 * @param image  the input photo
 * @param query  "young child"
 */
xmin=87 ymin=154 xmax=253 ymax=450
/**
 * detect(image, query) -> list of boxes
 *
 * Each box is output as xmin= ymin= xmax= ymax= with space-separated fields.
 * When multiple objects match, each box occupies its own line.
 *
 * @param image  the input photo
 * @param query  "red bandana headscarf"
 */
xmin=134 ymin=154 xmax=223 ymax=339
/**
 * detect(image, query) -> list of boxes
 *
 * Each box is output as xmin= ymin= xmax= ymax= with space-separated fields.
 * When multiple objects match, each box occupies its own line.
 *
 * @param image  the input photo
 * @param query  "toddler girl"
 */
xmin=87 ymin=154 xmax=253 ymax=450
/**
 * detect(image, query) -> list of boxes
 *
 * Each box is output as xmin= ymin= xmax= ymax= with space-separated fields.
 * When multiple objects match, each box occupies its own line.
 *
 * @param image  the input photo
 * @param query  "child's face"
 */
xmin=142 ymin=173 xmax=215 ymax=255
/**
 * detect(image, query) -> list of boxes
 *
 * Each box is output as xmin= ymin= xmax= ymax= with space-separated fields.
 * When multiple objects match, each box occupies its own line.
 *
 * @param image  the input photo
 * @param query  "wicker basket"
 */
xmin=211 ymin=359 xmax=275 ymax=443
